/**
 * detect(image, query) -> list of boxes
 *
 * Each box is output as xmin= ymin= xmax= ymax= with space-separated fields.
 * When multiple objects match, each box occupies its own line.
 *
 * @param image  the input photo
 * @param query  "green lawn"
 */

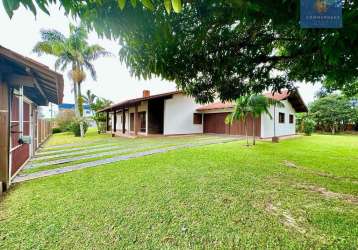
xmin=1 ymin=131 xmax=357 ymax=249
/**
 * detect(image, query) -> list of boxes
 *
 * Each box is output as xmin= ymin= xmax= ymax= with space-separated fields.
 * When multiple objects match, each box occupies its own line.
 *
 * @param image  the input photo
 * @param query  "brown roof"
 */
xmin=0 ymin=45 xmax=64 ymax=105
xmin=99 ymin=90 xmax=182 ymax=112
xmin=197 ymin=90 xmax=308 ymax=112
xmin=196 ymin=102 xmax=234 ymax=111
xmin=263 ymin=90 xmax=290 ymax=101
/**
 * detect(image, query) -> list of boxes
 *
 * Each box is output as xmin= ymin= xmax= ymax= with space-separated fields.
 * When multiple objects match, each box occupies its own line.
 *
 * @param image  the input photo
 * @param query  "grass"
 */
xmin=0 ymin=131 xmax=357 ymax=249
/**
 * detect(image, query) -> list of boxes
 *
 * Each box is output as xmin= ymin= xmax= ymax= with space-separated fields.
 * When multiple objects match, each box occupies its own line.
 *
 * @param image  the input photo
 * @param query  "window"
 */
xmin=289 ymin=114 xmax=294 ymax=124
xmin=193 ymin=113 xmax=202 ymax=124
xmin=139 ymin=112 xmax=146 ymax=132
xmin=279 ymin=112 xmax=285 ymax=123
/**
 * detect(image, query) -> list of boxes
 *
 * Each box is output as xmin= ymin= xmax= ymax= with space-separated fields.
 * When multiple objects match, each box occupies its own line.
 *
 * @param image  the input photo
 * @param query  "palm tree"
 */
xmin=82 ymin=90 xmax=97 ymax=115
xmin=33 ymin=23 xmax=111 ymax=137
xmin=225 ymin=95 xmax=252 ymax=146
xmin=249 ymin=95 xmax=284 ymax=145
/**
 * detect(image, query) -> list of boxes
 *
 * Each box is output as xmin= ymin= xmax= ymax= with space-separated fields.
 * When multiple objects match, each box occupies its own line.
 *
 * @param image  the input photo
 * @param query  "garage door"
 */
xmin=203 ymin=113 xmax=227 ymax=134
xmin=203 ymin=113 xmax=261 ymax=136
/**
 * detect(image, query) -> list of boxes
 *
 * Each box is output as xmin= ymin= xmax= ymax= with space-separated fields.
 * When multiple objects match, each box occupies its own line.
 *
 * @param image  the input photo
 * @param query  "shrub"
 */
xmin=52 ymin=127 xmax=62 ymax=134
xmin=303 ymin=118 xmax=316 ymax=136
xmin=55 ymin=110 xmax=76 ymax=132
xmin=70 ymin=120 xmax=89 ymax=137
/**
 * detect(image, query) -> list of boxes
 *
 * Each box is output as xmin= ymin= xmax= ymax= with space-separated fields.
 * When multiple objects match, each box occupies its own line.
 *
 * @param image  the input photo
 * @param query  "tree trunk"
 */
xmin=73 ymin=81 xmax=79 ymax=117
xmin=244 ymin=118 xmax=249 ymax=146
xmin=252 ymin=116 xmax=256 ymax=145
xmin=77 ymin=82 xmax=84 ymax=137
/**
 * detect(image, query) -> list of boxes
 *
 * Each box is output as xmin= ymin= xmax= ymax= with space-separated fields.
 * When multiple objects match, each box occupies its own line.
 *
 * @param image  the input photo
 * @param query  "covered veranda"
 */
xmin=99 ymin=91 xmax=179 ymax=137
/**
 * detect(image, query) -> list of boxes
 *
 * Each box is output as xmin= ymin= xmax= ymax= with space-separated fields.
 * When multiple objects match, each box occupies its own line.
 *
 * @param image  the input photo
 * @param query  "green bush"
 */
xmin=55 ymin=110 xmax=76 ymax=132
xmin=70 ymin=120 xmax=88 ymax=137
xmin=52 ymin=127 xmax=62 ymax=134
xmin=303 ymin=118 xmax=316 ymax=136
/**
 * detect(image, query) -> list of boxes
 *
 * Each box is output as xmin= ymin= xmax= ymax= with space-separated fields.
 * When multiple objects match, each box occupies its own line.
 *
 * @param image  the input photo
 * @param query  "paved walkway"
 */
xmin=14 ymin=138 xmax=238 ymax=183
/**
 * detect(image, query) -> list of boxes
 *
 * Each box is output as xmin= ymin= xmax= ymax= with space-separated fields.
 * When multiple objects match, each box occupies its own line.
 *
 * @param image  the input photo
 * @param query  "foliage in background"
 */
xmin=54 ymin=109 xmax=76 ymax=132
xmin=70 ymin=118 xmax=89 ymax=137
xmin=82 ymin=89 xmax=97 ymax=115
xmin=33 ymin=23 xmax=111 ymax=137
xmin=309 ymin=95 xmax=357 ymax=134
xmin=90 ymin=97 xmax=113 ymax=133
xmin=52 ymin=127 xmax=62 ymax=134
xmin=302 ymin=117 xmax=316 ymax=136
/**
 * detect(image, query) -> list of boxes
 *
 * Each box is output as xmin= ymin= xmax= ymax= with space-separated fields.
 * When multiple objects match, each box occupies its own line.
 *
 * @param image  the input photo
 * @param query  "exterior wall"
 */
xmin=0 ymin=79 xmax=10 ymax=190
xmin=260 ymin=100 xmax=296 ymax=138
xmin=113 ymin=111 xmax=130 ymax=132
xmin=128 ymin=101 xmax=148 ymax=134
xmin=163 ymin=94 xmax=203 ymax=135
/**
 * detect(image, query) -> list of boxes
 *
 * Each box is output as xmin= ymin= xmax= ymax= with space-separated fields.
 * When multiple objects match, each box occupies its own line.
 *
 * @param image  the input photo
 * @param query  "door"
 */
xmin=130 ymin=113 xmax=134 ymax=131
xmin=203 ymin=112 xmax=261 ymax=136
xmin=203 ymin=113 xmax=227 ymax=134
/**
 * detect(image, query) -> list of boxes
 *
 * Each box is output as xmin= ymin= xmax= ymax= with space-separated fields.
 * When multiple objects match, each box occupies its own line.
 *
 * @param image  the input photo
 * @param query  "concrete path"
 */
xmin=25 ymin=137 xmax=230 ymax=169
xmin=13 ymin=138 xmax=237 ymax=183
xmin=35 ymin=142 xmax=118 ymax=156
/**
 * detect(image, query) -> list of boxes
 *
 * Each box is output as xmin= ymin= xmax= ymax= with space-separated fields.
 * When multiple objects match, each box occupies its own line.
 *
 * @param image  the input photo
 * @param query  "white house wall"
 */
xmin=260 ymin=100 xmax=296 ymax=138
xmin=163 ymin=94 xmax=203 ymax=135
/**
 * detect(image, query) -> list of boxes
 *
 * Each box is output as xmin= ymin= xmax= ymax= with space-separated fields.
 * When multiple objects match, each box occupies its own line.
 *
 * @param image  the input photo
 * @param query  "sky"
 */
xmin=0 ymin=3 xmax=320 ymax=109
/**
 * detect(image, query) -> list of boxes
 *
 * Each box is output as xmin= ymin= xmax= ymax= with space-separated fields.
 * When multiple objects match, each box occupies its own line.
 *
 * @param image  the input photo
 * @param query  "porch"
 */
xmin=102 ymin=90 xmax=174 ymax=137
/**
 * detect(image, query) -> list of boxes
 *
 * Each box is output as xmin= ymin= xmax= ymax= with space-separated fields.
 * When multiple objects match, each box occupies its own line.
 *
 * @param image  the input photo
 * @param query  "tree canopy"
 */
xmin=4 ymin=0 xmax=358 ymax=102
xmin=309 ymin=95 xmax=358 ymax=134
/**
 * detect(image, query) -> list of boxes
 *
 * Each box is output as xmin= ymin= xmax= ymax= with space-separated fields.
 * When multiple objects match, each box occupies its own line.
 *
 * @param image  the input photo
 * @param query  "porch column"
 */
xmin=106 ymin=111 xmax=109 ymax=132
xmin=134 ymin=105 xmax=138 ymax=135
xmin=113 ymin=110 xmax=117 ymax=132
xmin=122 ymin=108 xmax=126 ymax=134
xmin=0 ymin=78 xmax=10 ymax=191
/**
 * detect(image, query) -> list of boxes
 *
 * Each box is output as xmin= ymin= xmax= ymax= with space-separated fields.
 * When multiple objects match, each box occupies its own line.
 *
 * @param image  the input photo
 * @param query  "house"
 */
xmin=99 ymin=89 xmax=307 ymax=138
xmin=0 ymin=46 xmax=64 ymax=192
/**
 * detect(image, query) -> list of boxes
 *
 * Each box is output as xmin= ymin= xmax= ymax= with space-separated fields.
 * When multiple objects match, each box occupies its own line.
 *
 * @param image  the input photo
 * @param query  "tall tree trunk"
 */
xmin=253 ymin=116 xmax=256 ymax=145
xmin=244 ymin=117 xmax=249 ymax=146
xmin=77 ymin=82 xmax=84 ymax=137
xmin=73 ymin=81 xmax=79 ymax=117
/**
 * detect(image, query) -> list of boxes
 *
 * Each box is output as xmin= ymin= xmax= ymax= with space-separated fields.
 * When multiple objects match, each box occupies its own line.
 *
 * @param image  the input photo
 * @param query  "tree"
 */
xmin=33 ymin=23 xmax=111 ymax=137
xmin=249 ymin=95 xmax=283 ymax=145
xmin=90 ymin=97 xmax=113 ymax=133
xmin=6 ymin=1 xmax=358 ymax=101
xmin=75 ymin=0 xmax=357 ymax=102
xmin=309 ymin=95 xmax=356 ymax=134
xmin=82 ymin=90 xmax=97 ymax=115
xmin=2 ymin=0 xmax=183 ymax=18
xmin=225 ymin=96 xmax=252 ymax=146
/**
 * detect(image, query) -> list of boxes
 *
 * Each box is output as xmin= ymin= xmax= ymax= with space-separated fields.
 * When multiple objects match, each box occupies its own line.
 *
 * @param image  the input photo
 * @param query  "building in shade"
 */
xmin=0 ymin=46 xmax=64 ymax=192
xmin=99 ymin=89 xmax=307 ymax=138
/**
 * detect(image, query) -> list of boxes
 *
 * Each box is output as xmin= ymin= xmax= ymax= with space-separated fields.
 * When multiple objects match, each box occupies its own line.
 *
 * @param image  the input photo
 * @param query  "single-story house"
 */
xmin=0 ymin=46 xmax=64 ymax=192
xmin=99 ymin=89 xmax=307 ymax=138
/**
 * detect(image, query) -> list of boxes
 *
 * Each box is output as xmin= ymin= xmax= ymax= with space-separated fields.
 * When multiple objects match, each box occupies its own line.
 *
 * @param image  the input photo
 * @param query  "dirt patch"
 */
xmin=281 ymin=160 xmax=358 ymax=184
xmin=265 ymin=201 xmax=306 ymax=234
xmin=296 ymin=184 xmax=358 ymax=205
xmin=283 ymin=160 xmax=297 ymax=168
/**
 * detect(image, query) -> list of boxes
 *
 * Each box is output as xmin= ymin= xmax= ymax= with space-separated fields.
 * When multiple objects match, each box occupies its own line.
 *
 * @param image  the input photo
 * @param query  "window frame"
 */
xmin=289 ymin=114 xmax=294 ymax=124
xmin=193 ymin=113 xmax=203 ymax=125
xmin=278 ymin=112 xmax=285 ymax=124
